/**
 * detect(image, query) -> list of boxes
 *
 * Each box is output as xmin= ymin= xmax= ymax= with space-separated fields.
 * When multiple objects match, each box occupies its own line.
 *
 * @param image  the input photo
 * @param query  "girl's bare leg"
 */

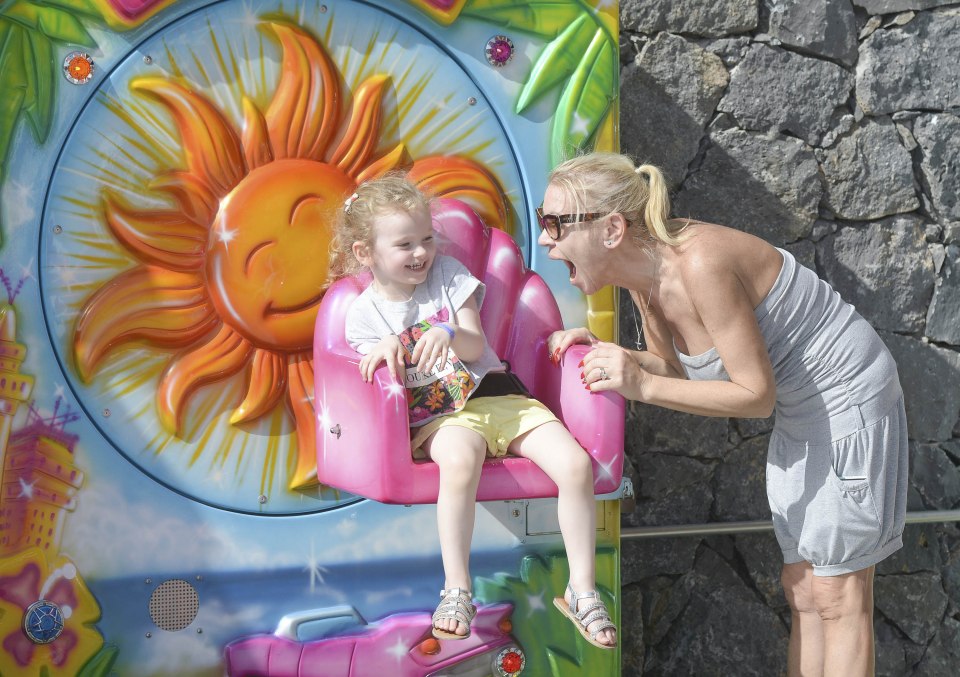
xmin=423 ymin=426 xmax=487 ymax=637
xmin=510 ymin=421 xmax=616 ymax=647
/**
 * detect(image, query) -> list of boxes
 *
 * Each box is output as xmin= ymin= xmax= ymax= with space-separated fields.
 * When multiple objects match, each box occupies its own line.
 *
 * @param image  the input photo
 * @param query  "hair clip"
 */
xmin=344 ymin=192 xmax=360 ymax=213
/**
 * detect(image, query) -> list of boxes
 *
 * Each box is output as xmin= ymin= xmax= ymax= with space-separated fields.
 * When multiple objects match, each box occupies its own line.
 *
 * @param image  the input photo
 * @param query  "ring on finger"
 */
xmin=599 ymin=367 xmax=608 ymax=380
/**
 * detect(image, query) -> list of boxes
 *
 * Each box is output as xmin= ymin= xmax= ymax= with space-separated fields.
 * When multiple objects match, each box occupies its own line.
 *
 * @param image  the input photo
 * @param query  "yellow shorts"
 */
xmin=410 ymin=394 xmax=559 ymax=459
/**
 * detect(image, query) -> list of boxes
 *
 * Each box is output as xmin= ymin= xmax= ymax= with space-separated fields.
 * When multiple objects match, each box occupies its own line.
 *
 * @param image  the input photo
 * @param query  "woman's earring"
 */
xmin=605 ymin=240 xmax=613 ymax=246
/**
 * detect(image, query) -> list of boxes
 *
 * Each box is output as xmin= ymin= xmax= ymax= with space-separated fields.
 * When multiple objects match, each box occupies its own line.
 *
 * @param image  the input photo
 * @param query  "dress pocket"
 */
xmin=797 ymin=459 xmax=883 ymax=567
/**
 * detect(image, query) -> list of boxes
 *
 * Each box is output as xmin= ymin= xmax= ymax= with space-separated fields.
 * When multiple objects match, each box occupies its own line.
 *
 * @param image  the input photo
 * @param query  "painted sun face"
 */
xmin=71 ymin=20 xmax=510 ymax=490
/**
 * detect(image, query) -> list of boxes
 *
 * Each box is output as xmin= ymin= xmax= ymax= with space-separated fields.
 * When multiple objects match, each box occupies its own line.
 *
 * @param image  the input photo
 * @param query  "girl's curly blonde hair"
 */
xmin=327 ymin=172 xmax=433 ymax=284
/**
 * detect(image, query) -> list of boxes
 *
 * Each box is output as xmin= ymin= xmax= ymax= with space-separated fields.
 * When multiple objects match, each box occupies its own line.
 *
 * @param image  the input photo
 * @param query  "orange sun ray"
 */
xmin=103 ymin=192 xmax=207 ymax=270
xmin=131 ymin=78 xmax=247 ymax=196
xmin=74 ymin=266 xmax=217 ymax=381
xmin=355 ymin=143 xmax=410 ymax=184
xmin=230 ymin=348 xmax=288 ymax=425
xmin=264 ymin=22 xmax=341 ymax=161
xmin=329 ymin=74 xmax=391 ymax=177
xmin=157 ymin=324 xmax=253 ymax=435
xmin=408 ymin=156 xmax=511 ymax=231
xmin=286 ymin=353 xmax=316 ymax=489
xmin=241 ymin=97 xmax=273 ymax=170
xmin=149 ymin=171 xmax=219 ymax=226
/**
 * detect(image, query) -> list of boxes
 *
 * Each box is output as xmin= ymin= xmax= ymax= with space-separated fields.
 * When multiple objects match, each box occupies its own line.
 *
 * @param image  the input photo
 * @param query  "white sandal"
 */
xmin=553 ymin=583 xmax=617 ymax=650
xmin=432 ymin=587 xmax=477 ymax=640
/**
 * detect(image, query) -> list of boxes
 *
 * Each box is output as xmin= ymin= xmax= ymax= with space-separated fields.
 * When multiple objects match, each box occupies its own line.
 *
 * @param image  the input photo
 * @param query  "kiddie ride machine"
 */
xmin=0 ymin=1 xmax=625 ymax=675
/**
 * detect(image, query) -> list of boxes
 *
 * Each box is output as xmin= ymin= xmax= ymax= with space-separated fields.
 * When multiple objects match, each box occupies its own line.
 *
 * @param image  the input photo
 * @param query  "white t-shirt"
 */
xmin=344 ymin=255 xmax=504 ymax=388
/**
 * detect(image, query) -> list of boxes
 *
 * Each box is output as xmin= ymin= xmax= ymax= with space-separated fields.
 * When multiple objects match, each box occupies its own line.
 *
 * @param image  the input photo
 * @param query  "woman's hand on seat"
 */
xmin=547 ymin=327 xmax=598 ymax=364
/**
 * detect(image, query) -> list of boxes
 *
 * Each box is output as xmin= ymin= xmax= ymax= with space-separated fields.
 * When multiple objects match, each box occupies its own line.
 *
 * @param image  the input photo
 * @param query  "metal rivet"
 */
xmin=258 ymin=494 xmax=267 ymax=504
xmin=320 ymin=4 xmax=327 ymax=11
xmin=512 ymin=509 xmax=520 ymax=518
xmin=102 ymin=408 xmax=110 ymax=418
xmin=145 ymin=632 xmax=152 ymax=638
xmin=143 ymin=55 xmax=152 ymax=64
xmin=195 ymin=575 xmax=203 ymax=582
xmin=467 ymin=97 xmax=477 ymax=106
xmin=330 ymin=424 xmax=341 ymax=439
xmin=53 ymin=225 xmax=62 ymax=234
xmin=196 ymin=627 xmax=203 ymax=634
xmin=144 ymin=578 xmax=152 ymax=584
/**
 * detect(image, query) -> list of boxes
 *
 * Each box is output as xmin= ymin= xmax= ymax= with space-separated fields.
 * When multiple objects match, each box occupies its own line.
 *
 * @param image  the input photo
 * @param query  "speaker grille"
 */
xmin=148 ymin=579 xmax=199 ymax=631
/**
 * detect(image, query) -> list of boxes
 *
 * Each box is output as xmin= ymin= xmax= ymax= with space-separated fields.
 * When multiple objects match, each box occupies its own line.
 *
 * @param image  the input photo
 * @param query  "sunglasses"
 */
xmin=535 ymin=208 xmax=606 ymax=240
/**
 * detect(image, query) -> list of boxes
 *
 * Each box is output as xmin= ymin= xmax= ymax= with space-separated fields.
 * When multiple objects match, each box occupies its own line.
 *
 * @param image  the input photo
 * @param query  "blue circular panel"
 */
xmin=23 ymin=600 xmax=65 ymax=644
xmin=39 ymin=0 xmax=524 ymax=514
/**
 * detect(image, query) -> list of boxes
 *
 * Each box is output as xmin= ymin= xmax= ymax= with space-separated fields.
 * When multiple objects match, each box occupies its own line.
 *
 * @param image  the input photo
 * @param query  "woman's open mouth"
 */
xmin=407 ymin=262 xmax=426 ymax=271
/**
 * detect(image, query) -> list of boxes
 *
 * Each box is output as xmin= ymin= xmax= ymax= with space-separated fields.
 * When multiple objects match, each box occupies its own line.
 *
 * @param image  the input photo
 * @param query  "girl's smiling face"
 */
xmin=356 ymin=206 xmax=437 ymax=300
xmin=538 ymin=183 xmax=609 ymax=295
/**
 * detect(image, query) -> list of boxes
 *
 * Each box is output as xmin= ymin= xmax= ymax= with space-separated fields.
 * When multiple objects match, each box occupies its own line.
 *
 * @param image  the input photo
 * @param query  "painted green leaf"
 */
xmin=551 ymin=28 xmax=615 ymax=165
xmin=0 ymin=22 xmax=26 ymax=164
xmin=76 ymin=645 xmax=120 ymax=677
xmin=461 ymin=0 xmax=581 ymax=37
xmin=515 ymin=13 xmax=592 ymax=114
xmin=22 ymin=29 xmax=54 ymax=141
xmin=3 ymin=1 xmax=94 ymax=45
xmin=34 ymin=0 xmax=104 ymax=20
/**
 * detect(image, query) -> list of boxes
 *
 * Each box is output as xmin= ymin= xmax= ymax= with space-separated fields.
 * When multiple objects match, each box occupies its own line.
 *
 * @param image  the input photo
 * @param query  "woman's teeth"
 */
xmin=407 ymin=262 xmax=424 ymax=270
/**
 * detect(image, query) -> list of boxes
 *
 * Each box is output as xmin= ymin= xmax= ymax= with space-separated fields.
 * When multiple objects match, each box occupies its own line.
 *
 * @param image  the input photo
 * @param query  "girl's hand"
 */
xmin=359 ymin=335 xmax=408 ymax=383
xmin=580 ymin=344 xmax=652 ymax=401
xmin=546 ymin=327 xmax=598 ymax=364
xmin=411 ymin=325 xmax=453 ymax=374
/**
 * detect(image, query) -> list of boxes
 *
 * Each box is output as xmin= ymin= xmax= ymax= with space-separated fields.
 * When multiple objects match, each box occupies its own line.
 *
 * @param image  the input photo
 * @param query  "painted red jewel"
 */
xmin=485 ymin=35 xmax=514 ymax=67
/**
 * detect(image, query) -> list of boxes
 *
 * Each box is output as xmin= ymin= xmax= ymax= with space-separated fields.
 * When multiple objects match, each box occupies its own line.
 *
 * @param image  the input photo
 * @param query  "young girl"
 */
xmin=328 ymin=173 xmax=617 ymax=649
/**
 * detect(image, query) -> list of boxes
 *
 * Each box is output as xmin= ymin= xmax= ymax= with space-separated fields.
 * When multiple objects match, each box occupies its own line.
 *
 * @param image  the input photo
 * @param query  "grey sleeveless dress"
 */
xmin=674 ymin=248 xmax=908 ymax=575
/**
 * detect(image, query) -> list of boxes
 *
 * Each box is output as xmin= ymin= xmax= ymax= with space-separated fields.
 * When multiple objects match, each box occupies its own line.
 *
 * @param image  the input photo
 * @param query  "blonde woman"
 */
xmin=541 ymin=152 xmax=907 ymax=676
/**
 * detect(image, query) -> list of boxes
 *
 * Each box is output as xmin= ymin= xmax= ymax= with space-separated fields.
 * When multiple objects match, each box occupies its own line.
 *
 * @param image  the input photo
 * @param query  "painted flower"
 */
xmin=0 ymin=549 xmax=102 ymax=676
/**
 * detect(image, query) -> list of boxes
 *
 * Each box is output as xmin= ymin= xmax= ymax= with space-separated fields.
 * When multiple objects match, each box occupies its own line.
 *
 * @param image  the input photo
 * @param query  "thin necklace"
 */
xmin=630 ymin=252 xmax=660 ymax=350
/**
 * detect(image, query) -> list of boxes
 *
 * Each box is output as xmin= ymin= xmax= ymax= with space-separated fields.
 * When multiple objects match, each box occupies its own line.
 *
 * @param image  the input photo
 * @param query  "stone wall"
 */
xmin=616 ymin=1 xmax=960 ymax=674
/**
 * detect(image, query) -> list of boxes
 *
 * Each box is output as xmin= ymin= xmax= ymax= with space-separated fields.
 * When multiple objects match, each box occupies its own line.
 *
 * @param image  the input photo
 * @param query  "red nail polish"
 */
xmin=584 ymin=385 xmax=590 ymax=390
xmin=578 ymin=360 xmax=584 ymax=368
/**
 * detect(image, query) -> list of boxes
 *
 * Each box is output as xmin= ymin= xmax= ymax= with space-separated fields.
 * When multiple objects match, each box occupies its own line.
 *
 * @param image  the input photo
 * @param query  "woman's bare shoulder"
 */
xmin=671 ymin=221 xmax=783 ymax=302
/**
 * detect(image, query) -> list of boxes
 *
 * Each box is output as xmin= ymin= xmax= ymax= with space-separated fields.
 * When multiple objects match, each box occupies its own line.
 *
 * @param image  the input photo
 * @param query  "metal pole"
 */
xmin=621 ymin=510 xmax=960 ymax=540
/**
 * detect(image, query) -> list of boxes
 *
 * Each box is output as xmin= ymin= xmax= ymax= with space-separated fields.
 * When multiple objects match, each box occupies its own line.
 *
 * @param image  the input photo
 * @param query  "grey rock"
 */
xmin=734 ymin=532 xmax=789 ymax=610
xmin=894 ymin=121 xmax=917 ymax=151
xmin=914 ymin=617 xmax=960 ymax=677
xmin=784 ymin=238 xmax=816 ymax=271
xmin=713 ymin=434 xmax=772 ymax=521
xmin=818 ymin=216 xmax=934 ymax=332
xmin=874 ymin=572 xmax=948 ymax=645
xmin=877 ymin=523 xmax=943 ymax=574
xmin=627 ymin=452 xmax=715 ymax=526
xmin=914 ymin=113 xmax=960 ymax=221
xmin=674 ymin=128 xmax=821 ymax=246
xmin=638 ymin=574 xmax=690 ymax=646
xmin=768 ymin=0 xmax=858 ymax=66
xmin=927 ymin=246 xmax=960 ymax=344
xmin=810 ymin=219 xmax=838 ymax=242
xmin=621 ymin=537 xmax=700 ymax=584
xmin=734 ymin=415 xmax=776 ymax=439
xmin=874 ymin=617 xmax=909 ymax=677
xmin=912 ymin=443 xmax=960 ymax=510
xmin=930 ymin=243 xmax=946 ymax=273
xmin=880 ymin=332 xmax=960 ymax=441
xmin=853 ymin=0 xmax=957 ymax=13
xmin=820 ymin=113 xmax=855 ymax=148
xmin=886 ymin=11 xmax=917 ymax=28
xmin=718 ymin=45 xmax=853 ymax=146
xmin=819 ymin=118 xmax=918 ymax=220
xmin=621 ymin=585 xmax=646 ymax=675
xmin=859 ymin=15 xmax=883 ymax=40
xmin=620 ymin=0 xmax=758 ymax=38
xmin=649 ymin=547 xmax=789 ymax=675
xmin=625 ymin=402 xmax=729 ymax=459
xmin=945 ymin=222 xmax=960 ymax=244
xmin=857 ymin=10 xmax=960 ymax=115
xmin=621 ymin=33 xmax=729 ymax=187
xmin=701 ymin=37 xmax=751 ymax=68
xmin=943 ymin=546 xmax=960 ymax=603
xmin=926 ymin=225 xmax=944 ymax=245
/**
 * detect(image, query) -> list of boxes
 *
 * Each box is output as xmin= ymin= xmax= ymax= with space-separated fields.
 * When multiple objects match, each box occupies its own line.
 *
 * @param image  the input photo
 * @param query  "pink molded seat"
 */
xmin=313 ymin=198 xmax=624 ymax=504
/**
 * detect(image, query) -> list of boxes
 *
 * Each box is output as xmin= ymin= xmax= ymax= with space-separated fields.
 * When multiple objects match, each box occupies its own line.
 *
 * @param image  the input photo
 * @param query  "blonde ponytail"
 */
xmin=548 ymin=152 xmax=687 ymax=246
